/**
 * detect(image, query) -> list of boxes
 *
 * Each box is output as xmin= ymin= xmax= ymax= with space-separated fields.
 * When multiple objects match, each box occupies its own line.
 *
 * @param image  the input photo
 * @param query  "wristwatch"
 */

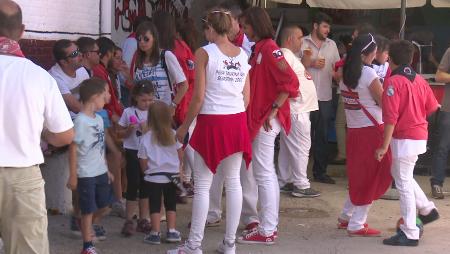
xmin=272 ymin=102 xmax=279 ymax=109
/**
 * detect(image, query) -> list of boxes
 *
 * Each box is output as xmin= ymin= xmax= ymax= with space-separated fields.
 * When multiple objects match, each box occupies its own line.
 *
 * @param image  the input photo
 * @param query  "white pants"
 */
xmin=207 ymin=161 xmax=259 ymax=226
xmin=183 ymin=120 xmax=197 ymax=182
xmin=188 ymin=152 xmax=243 ymax=248
xmin=391 ymin=154 xmax=435 ymax=240
xmin=278 ymin=112 xmax=312 ymax=189
xmin=252 ymin=119 xmax=281 ymax=236
xmin=340 ymin=197 xmax=371 ymax=231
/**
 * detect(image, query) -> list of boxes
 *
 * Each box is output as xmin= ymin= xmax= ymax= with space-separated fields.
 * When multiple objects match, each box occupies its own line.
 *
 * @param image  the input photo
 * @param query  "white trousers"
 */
xmin=207 ymin=161 xmax=259 ymax=226
xmin=183 ymin=120 xmax=197 ymax=182
xmin=252 ymin=119 xmax=281 ymax=236
xmin=188 ymin=152 xmax=243 ymax=248
xmin=278 ymin=112 xmax=312 ymax=189
xmin=391 ymin=154 xmax=435 ymax=240
xmin=340 ymin=197 xmax=371 ymax=231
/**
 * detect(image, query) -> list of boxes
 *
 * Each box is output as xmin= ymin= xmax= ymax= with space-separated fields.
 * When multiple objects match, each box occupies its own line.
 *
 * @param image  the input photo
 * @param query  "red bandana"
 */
xmin=0 ymin=37 xmax=25 ymax=57
xmin=232 ymin=29 xmax=244 ymax=47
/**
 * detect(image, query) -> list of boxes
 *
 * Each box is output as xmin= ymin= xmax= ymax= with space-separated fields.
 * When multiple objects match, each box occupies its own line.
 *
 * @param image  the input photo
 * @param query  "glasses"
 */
xmin=65 ymin=49 xmax=80 ymax=59
xmin=361 ymin=33 xmax=376 ymax=53
xmin=137 ymin=36 xmax=151 ymax=42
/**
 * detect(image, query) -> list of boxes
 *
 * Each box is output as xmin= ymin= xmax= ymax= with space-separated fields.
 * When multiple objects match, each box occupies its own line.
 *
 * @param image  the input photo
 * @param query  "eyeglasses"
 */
xmin=361 ymin=33 xmax=376 ymax=53
xmin=137 ymin=36 xmax=151 ymax=42
xmin=65 ymin=49 xmax=80 ymax=59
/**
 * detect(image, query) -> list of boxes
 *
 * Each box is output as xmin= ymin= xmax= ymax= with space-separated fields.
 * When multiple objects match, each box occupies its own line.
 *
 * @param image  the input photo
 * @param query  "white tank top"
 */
xmin=199 ymin=43 xmax=250 ymax=115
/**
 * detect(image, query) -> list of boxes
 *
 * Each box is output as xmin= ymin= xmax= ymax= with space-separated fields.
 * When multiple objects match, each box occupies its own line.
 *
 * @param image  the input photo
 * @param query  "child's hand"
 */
xmin=107 ymin=171 xmax=114 ymax=184
xmin=176 ymin=124 xmax=188 ymax=143
xmin=66 ymin=175 xmax=77 ymax=191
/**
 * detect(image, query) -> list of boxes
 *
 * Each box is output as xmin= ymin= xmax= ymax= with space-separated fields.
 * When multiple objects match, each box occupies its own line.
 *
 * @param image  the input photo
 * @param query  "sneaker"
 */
xmin=92 ymin=224 xmax=106 ymax=241
xmin=383 ymin=230 xmax=418 ymax=246
xmin=166 ymin=230 xmax=182 ymax=243
xmin=183 ymin=182 xmax=194 ymax=198
xmin=237 ymin=230 xmax=275 ymax=245
xmin=241 ymin=222 xmax=259 ymax=235
xmin=291 ymin=187 xmax=320 ymax=198
xmin=217 ymin=240 xmax=236 ymax=254
xmin=136 ymin=219 xmax=152 ymax=234
xmin=313 ymin=175 xmax=336 ymax=184
xmin=167 ymin=243 xmax=203 ymax=254
xmin=418 ymin=208 xmax=440 ymax=225
xmin=337 ymin=217 xmax=368 ymax=229
xmin=80 ymin=246 xmax=98 ymax=254
xmin=206 ymin=219 xmax=221 ymax=227
xmin=280 ymin=183 xmax=294 ymax=193
xmin=380 ymin=187 xmax=400 ymax=200
xmin=110 ymin=201 xmax=126 ymax=218
xmin=348 ymin=227 xmax=381 ymax=237
xmin=121 ymin=220 xmax=135 ymax=237
xmin=144 ymin=232 xmax=161 ymax=245
xmin=70 ymin=215 xmax=81 ymax=237
xmin=431 ymin=185 xmax=445 ymax=199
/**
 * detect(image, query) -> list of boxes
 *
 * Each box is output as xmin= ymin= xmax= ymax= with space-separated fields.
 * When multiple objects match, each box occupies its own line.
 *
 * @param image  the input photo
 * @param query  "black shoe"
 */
xmin=383 ymin=230 xmax=418 ymax=247
xmin=314 ymin=175 xmax=336 ymax=184
xmin=280 ymin=183 xmax=294 ymax=192
xmin=330 ymin=158 xmax=346 ymax=165
xmin=418 ymin=208 xmax=439 ymax=225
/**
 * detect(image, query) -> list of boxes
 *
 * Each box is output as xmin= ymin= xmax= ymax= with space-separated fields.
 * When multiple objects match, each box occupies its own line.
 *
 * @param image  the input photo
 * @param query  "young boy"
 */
xmin=375 ymin=40 xmax=440 ymax=246
xmin=67 ymin=77 xmax=115 ymax=254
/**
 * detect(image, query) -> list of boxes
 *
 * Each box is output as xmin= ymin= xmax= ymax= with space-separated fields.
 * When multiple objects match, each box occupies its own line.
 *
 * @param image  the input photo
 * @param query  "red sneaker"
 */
xmin=237 ymin=230 xmax=275 ymax=245
xmin=337 ymin=218 xmax=368 ymax=229
xmin=241 ymin=222 xmax=259 ymax=235
xmin=348 ymin=227 xmax=381 ymax=237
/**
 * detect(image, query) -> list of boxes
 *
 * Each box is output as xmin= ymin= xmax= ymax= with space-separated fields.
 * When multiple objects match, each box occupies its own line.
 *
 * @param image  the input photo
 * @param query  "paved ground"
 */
xmin=1 ymin=171 xmax=450 ymax=254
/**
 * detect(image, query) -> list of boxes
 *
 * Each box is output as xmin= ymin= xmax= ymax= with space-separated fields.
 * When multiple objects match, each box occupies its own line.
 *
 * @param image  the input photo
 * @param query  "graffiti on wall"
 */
xmin=114 ymin=0 xmax=193 ymax=32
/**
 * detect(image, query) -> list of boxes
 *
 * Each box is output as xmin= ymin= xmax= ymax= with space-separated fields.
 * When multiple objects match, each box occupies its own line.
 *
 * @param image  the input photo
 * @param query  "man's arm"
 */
xmin=375 ymin=123 xmax=395 ymax=161
xmin=43 ymin=128 xmax=74 ymax=147
xmin=435 ymin=69 xmax=450 ymax=83
xmin=62 ymin=93 xmax=82 ymax=113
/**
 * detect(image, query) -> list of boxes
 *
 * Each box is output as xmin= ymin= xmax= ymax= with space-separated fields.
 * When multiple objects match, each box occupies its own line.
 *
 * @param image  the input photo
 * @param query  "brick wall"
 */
xmin=19 ymin=39 xmax=56 ymax=70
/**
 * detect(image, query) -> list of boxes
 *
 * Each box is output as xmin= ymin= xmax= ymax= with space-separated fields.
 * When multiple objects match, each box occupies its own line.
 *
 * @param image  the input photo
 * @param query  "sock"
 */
xmin=168 ymin=228 xmax=177 ymax=233
xmin=83 ymin=241 xmax=93 ymax=250
xmin=150 ymin=231 xmax=160 ymax=236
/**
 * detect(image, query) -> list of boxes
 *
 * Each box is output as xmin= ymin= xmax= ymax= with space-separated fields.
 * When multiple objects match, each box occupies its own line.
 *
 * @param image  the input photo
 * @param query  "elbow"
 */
xmin=53 ymin=128 xmax=75 ymax=147
xmin=435 ymin=73 xmax=445 ymax=83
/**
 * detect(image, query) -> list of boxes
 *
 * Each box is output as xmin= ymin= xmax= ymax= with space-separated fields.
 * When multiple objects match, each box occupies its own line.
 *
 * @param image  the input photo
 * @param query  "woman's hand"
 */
xmin=176 ymin=124 xmax=189 ymax=143
xmin=263 ymin=108 xmax=278 ymax=132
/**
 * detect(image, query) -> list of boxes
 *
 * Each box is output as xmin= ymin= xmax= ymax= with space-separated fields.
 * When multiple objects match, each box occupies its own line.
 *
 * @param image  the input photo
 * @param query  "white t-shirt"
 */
xmin=339 ymin=66 xmax=382 ymax=128
xmin=242 ymin=34 xmax=254 ymax=58
xmin=122 ymin=36 xmax=137 ymax=68
xmin=281 ymin=48 xmax=319 ymax=114
xmin=390 ymin=139 xmax=427 ymax=158
xmin=0 ymin=55 xmax=73 ymax=167
xmin=200 ymin=43 xmax=250 ymax=115
xmin=73 ymin=113 xmax=108 ymax=178
xmin=48 ymin=64 xmax=90 ymax=118
xmin=137 ymin=130 xmax=182 ymax=183
xmin=118 ymin=106 xmax=148 ymax=150
xmin=134 ymin=51 xmax=186 ymax=105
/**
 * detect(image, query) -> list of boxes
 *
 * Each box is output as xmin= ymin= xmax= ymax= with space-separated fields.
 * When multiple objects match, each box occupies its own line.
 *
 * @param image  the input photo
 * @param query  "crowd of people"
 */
xmin=1 ymin=0 xmax=449 ymax=254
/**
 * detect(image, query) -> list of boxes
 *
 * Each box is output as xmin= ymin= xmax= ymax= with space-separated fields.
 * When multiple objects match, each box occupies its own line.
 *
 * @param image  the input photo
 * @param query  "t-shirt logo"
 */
xmin=403 ymin=67 xmax=412 ymax=75
xmin=387 ymin=85 xmax=395 ymax=97
xmin=223 ymin=59 xmax=241 ymax=71
xmin=272 ymin=49 xmax=283 ymax=59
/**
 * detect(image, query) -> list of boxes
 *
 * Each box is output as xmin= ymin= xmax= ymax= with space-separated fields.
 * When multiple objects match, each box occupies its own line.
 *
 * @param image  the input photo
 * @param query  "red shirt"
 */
xmin=92 ymin=63 xmax=123 ymax=118
xmin=382 ymin=65 xmax=438 ymax=140
xmin=232 ymin=29 xmax=245 ymax=47
xmin=172 ymin=39 xmax=195 ymax=125
xmin=247 ymin=38 xmax=299 ymax=140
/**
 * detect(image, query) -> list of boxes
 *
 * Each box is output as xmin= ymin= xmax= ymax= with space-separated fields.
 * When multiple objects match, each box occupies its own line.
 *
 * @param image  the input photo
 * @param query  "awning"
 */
xmin=305 ymin=0 xmax=426 ymax=9
xmin=431 ymin=0 xmax=450 ymax=7
xmin=269 ymin=0 xmax=303 ymax=4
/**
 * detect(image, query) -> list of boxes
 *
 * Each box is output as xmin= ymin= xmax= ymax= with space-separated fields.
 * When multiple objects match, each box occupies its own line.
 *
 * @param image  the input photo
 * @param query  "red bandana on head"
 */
xmin=0 ymin=37 xmax=25 ymax=57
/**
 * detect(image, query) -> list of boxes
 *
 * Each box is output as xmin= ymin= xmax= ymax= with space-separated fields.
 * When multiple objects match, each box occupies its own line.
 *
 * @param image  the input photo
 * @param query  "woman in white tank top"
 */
xmin=169 ymin=9 xmax=251 ymax=254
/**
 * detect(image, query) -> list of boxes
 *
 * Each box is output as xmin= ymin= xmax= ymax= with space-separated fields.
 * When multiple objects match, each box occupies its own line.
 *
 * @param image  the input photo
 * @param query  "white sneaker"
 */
xmin=217 ymin=240 xmax=236 ymax=254
xmin=167 ymin=243 xmax=202 ymax=254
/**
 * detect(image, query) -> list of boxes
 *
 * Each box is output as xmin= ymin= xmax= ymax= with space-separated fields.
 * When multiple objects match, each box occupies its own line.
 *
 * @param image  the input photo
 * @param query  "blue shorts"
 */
xmin=77 ymin=173 xmax=115 ymax=214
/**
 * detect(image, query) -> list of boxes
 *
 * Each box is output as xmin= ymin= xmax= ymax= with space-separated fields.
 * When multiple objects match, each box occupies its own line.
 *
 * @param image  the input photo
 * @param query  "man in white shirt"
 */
xmin=0 ymin=1 xmax=74 ymax=253
xmin=278 ymin=25 xmax=320 ymax=197
xmin=49 ymin=39 xmax=90 ymax=119
xmin=301 ymin=12 xmax=340 ymax=184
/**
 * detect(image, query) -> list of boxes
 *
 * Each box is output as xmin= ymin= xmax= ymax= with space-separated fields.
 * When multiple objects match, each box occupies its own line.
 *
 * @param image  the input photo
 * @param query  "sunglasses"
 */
xmin=361 ymin=33 xmax=376 ymax=53
xmin=65 ymin=49 xmax=80 ymax=59
xmin=137 ymin=36 xmax=151 ymax=42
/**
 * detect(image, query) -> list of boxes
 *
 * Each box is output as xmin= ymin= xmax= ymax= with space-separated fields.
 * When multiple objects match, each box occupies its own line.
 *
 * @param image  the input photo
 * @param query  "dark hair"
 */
xmin=133 ymin=15 xmax=151 ymax=32
xmin=76 ymin=37 xmax=96 ymax=53
xmin=312 ymin=12 xmax=332 ymax=26
xmin=96 ymin=37 xmax=115 ymax=59
xmin=354 ymin=23 xmax=375 ymax=36
xmin=0 ymin=0 xmax=22 ymax=39
xmin=343 ymin=34 xmax=377 ymax=89
xmin=279 ymin=24 xmax=301 ymax=45
xmin=130 ymin=80 xmax=155 ymax=106
xmin=218 ymin=1 xmax=242 ymax=18
xmin=135 ymin=21 xmax=160 ymax=69
xmin=204 ymin=8 xmax=233 ymax=35
xmin=374 ymin=35 xmax=390 ymax=53
xmin=79 ymin=77 xmax=107 ymax=103
xmin=53 ymin=39 xmax=74 ymax=62
xmin=240 ymin=7 xmax=274 ymax=40
xmin=389 ymin=40 xmax=414 ymax=66
xmin=153 ymin=11 xmax=176 ymax=50
xmin=175 ymin=17 xmax=199 ymax=51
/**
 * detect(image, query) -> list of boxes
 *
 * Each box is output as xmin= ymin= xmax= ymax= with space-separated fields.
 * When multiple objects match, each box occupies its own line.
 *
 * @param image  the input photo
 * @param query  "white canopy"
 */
xmin=269 ymin=0 xmax=427 ymax=9
xmin=431 ymin=0 xmax=450 ymax=7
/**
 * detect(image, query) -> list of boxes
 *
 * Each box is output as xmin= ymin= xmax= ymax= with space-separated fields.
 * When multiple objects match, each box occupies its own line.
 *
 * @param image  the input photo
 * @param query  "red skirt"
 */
xmin=347 ymin=125 xmax=392 ymax=205
xmin=189 ymin=112 xmax=252 ymax=174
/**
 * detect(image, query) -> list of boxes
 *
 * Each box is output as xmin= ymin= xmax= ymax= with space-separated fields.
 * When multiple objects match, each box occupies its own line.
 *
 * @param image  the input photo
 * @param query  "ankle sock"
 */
xmin=83 ymin=241 xmax=93 ymax=250
xmin=168 ymin=228 xmax=177 ymax=233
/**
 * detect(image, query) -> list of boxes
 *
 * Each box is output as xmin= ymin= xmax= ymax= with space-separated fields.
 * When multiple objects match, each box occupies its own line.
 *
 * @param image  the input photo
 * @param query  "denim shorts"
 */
xmin=77 ymin=173 xmax=115 ymax=214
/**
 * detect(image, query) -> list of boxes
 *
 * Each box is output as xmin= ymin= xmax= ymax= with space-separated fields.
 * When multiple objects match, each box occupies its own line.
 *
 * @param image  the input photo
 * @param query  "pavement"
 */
xmin=1 ymin=171 xmax=450 ymax=254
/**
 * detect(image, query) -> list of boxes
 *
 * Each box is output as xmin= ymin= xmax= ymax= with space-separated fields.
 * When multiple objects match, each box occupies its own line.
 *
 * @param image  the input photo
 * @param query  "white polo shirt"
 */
xmin=0 ymin=55 xmax=73 ymax=167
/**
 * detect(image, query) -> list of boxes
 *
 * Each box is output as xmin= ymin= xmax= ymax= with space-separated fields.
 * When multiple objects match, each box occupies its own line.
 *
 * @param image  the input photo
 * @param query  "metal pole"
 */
xmin=400 ymin=0 xmax=406 ymax=39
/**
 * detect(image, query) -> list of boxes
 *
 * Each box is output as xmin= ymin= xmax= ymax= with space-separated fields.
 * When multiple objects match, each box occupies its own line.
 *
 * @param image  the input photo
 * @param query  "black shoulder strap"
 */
xmin=160 ymin=50 xmax=174 ymax=96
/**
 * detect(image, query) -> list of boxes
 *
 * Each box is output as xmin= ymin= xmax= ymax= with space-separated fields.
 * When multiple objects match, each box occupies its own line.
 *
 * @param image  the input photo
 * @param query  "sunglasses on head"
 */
xmin=137 ymin=36 xmax=150 ymax=42
xmin=65 ymin=49 xmax=80 ymax=59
